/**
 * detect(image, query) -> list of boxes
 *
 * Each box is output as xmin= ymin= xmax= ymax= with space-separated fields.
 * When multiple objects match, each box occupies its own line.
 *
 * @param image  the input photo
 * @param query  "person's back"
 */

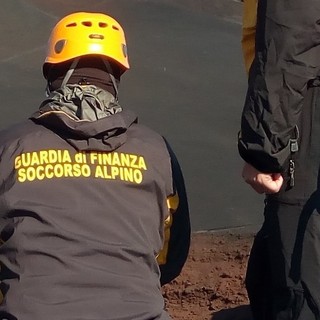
xmin=0 ymin=12 xmax=190 ymax=320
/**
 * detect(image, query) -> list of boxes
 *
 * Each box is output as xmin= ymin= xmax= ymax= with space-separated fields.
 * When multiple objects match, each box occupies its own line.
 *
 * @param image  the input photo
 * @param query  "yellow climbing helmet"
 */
xmin=43 ymin=12 xmax=129 ymax=76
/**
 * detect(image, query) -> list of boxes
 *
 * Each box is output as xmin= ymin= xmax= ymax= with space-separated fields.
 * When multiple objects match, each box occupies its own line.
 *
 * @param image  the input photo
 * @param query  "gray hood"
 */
xmin=31 ymin=85 xmax=137 ymax=152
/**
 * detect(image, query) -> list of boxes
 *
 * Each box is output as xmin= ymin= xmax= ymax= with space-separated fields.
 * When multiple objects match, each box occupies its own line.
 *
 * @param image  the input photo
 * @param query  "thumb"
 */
xmin=266 ymin=174 xmax=283 ymax=193
xmin=272 ymin=173 xmax=282 ymax=181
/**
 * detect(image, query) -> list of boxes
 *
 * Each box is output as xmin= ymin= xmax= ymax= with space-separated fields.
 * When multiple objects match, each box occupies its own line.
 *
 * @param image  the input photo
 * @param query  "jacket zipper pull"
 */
xmin=289 ymin=159 xmax=295 ymax=187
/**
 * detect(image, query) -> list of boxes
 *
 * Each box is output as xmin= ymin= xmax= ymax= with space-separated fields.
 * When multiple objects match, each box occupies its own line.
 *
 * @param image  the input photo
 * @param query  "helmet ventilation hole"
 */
xmin=122 ymin=44 xmax=127 ymax=57
xmin=112 ymin=25 xmax=119 ymax=31
xmin=82 ymin=21 xmax=92 ymax=27
xmin=89 ymin=34 xmax=104 ymax=40
xmin=54 ymin=40 xmax=66 ymax=54
xmin=66 ymin=22 xmax=77 ymax=27
xmin=99 ymin=22 xmax=108 ymax=28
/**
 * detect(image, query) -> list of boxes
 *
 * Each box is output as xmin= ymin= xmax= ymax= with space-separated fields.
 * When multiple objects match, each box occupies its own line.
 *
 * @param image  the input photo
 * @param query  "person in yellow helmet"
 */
xmin=0 ymin=12 xmax=190 ymax=320
xmin=239 ymin=0 xmax=320 ymax=319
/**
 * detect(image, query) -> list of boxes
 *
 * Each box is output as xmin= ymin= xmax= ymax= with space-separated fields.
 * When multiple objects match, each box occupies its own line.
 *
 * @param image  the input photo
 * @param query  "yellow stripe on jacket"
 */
xmin=156 ymin=193 xmax=179 ymax=265
xmin=242 ymin=0 xmax=258 ymax=74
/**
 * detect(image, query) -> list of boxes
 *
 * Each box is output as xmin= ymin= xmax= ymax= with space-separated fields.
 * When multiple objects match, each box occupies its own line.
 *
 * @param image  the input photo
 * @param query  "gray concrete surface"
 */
xmin=0 ymin=0 xmax=264 ymax=231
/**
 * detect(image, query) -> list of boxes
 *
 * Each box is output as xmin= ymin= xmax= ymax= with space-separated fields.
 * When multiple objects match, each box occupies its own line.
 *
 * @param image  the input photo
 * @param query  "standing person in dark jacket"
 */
xmin=0 ymin=12 xmax=190 ymax=320
xmin=239 ymin=0 xmax=320 ymax=319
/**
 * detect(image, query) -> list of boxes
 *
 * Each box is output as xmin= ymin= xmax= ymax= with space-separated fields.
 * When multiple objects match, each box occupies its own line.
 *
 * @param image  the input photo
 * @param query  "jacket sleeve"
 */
xmin=238 ymin=0 xmax=320 ymax=173
xmin=157 ymin=139 xmax=191 ymax=286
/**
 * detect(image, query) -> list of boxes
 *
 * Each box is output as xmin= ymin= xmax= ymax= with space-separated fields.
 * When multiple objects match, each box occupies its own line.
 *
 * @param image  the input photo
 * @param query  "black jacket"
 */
xmin=238 ymin=0 xmax=320 ymax=175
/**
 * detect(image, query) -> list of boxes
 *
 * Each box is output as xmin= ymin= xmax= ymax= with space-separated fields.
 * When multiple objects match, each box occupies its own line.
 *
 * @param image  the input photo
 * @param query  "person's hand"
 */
xmin=241 ymin=162 xmax=283 ymax=194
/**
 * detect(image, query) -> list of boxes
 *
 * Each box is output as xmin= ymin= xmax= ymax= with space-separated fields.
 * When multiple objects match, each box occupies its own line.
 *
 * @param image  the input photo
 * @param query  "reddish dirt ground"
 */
xmin=162 ymin=232 xmax=255 ymax=320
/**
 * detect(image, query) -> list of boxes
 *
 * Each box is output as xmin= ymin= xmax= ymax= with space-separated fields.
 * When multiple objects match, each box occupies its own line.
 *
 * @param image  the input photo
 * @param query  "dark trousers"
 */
xmin=246 ymin=198 xmax=320 ymax=320
xmin=246 ymin=85 xmax=320 ymax=320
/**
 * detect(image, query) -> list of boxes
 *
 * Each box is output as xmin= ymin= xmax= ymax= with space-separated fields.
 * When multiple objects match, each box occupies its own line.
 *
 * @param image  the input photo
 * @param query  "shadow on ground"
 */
xmin=211 ymin=305 xmax=253 ymax=320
